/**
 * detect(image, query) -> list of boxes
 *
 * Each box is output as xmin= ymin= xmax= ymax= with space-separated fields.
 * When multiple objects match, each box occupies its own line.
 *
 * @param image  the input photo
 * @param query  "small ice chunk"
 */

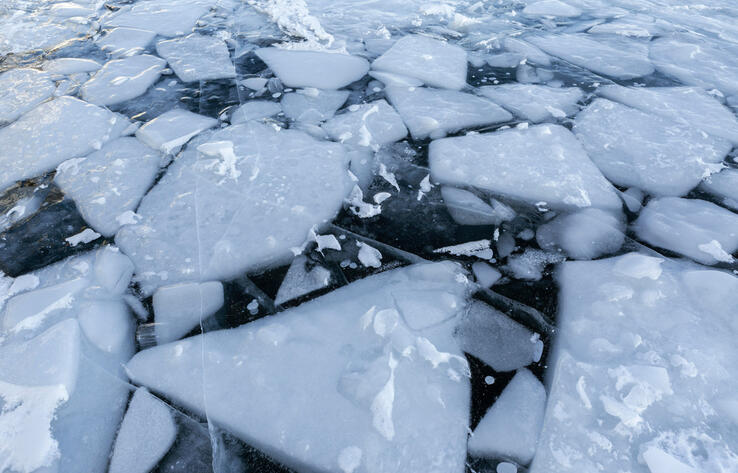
xmin=455 ymin=301 xmax=541 ymax=371
xmin=109 ymin=388 xmax=177 ymax=473
xmin=441 ymin=187 xmax=505 ymax=226
xmin=322 ymin=100 xmax=407 ymax=147
xmin=42 ymin=58 xmax=101 ymax=75
xmin=96 ymin=27 xmax=157 ymax=58
xmin=135 ymin=109 xmax=218 ymax=153
xmin=368 ymin=71 xmax=424 ymax=88
xmin=357 ymin=242 xmax=382 ymax=268
xmin=80 ymin=55 xmax=166 ymax=106
xmin=503 ymin=37 xmax=551 ymax=66
xmin=385 ymin=86 xmax=511 ymax=140
xmin=281 ymin=89 xmax=349 ymax=124
xmin=536 ymin=208 xmax=625 ymax=260
xmin=156 ymin=34 xmax=236 ymax=83
xmin=55 ymin=137 xmax=161 ymax=237
xmin=242 ymin=77 xmax=268 ymax=90
xmin=93 ymin=247 xmax=135 ymax=295
xmin=153 ymin=281 xmax=224 ymax=344
xmin=479 ymin=84 xmax=583 ymax=123
xmin=485 ymin=53 xmax=525 ymax=68
xmin=230 ymin=101 xmax=282 ymax=123
xmin=523 ymin=0 xmax=581 ymax=17
xmin=597 ymin=85 xmax=738 ymax=144
xmin=430 ymin=124 xmax=622 ymax=211
xmin=574 ymin=99 xmax=730 ymax=196
xmin=434 ymin=240 xmax=494 ymax=260
xmin=528 ymin=34 xmax=654 ymax=79
xmin=274 ymin=255 xmax=332 ymax=306
xmin=65 ymin=229 xmax=101 ymax=247
xmin=497 ymin=462 xmax=518 ymax=473
xmin=471 ymin=262 xmax=502 ymax=287
xmin=0 ymin=68 xmax=55 ymax=125
xmin=468 ymin=369 xmax=546 ymax=464
xmin=372 ymin=35 xmax=467 ymax=90
xmin=700 ymin=168 xmax=738 ymax=210
xmin=78 ymin=299 xmax=133 ymax=353
xmin=506 ymin=249 xmax=565 ymax=281
xmin=633 ymin=197 xmax=738 ymax=265
xmin=104 ymin=0 xmax=212 ymax=37
xmin=255 ymin=48 xmax=369 ymax=89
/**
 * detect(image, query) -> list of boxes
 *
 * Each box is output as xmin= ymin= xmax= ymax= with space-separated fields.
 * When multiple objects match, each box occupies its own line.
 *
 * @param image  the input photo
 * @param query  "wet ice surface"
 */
xmin=1 ymin=0 xmax=737 ymax=473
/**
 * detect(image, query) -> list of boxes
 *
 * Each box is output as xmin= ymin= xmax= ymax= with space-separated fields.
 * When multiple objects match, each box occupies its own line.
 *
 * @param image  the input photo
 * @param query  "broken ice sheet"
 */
xmin=80 ymin=54 xmax=167 ymax=106
xmin=127 ymin=262 xmax=472 ymax=473
xmin=156 ymin=34 xmax=236 ymax=83
xmin=116 ymin=121 xmax=352 ymax=294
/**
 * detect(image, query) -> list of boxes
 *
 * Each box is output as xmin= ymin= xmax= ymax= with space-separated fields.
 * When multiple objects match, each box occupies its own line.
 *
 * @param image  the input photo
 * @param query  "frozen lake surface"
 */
xmin=1 ymin=0 xmax=737 ymax=472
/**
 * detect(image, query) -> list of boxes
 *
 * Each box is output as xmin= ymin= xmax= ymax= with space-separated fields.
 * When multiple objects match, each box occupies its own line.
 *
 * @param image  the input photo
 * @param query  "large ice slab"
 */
xmin=116 ymin=121 xmax=351 ymax=294
xmin=322 ymin=99 xmax=408 ymax=148
xmin=156 ymin=34 xmax=236 ymax=83
xmin=479 ymin=84 xmax=583 ymax=123
xmin=633 ymin=197 xmax=738 ymax=265
xmin=429 ymin=124 xmax=622 ymax=211
xmin=574 ymin=99 xmax=730 ymax=196
xmin=372 ymin=35 xmax=468 ymax=90
xmin=153 ymin=281 xmax=224 ymax=344
xmin=0 ymin=96 xmax=129 ymax=193
xmin=109 ymin=388 xmax=177 ymax=473
xmin=135 ymin=108 xmax=218 ymax=153
xmin=650 ymin=36 xmax=738 ymax=97
xmin=281 ymin=89 xmax=349 ymax=124
xmin=531 ymin=254 xmax=738 ymax=472
xmin=127 ymin=262 xmax=472 ymax=473
xmin=80 ymin=54 xmax=166 ymax=106
xmin=527 ymin=34 xmax=654 ymax=79
xmin=468 ymin=369 xmax=546 ymax=464
xmin=384 ymin=86 xmax=512 ymax=139
xmin=54 ymin=137 xmax=160 ymax=237
xmin=96 ymin=27 xmax=157 ymax=58
xmin=597 ymin=85 xmax=738 ymax=144
xmin=104 ymin=0 xmax=213 ymax=37
xmin=0 ymin=68 xmax=55 ymax=125
xmin=255 ymin=48 xmax=369 ymax=89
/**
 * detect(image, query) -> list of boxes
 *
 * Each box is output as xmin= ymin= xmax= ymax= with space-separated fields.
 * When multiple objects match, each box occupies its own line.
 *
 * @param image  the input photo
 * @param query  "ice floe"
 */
xmin=156 ymin=34 xmax=236 ymax=83
xmin=256 ymin=48 xmax=369 ymax=90
xmin=479 ymin=84 xmax=583 ymax=123
xmin=0 ymin=68 xmax=55 ymax=125
xmin=80 ymin=54 xmax=167 ymax=106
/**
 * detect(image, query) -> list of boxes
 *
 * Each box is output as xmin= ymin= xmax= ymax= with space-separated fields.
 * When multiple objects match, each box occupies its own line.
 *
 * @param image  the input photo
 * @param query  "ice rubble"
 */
xmin=633 ymin=197 xmax=738 ymax=265
xmin=108 ymin=388 xmax=177 ymax=473
xmin=322 ymin=100 xmax=408 ymax=148
xmin=597 ymin=85 xmax=738 ymax=144
xmin=96 ymin=27 xmax=157 ymax=58
xmin=104 ymin=0 xmax=214 ymax=37
xmin=429 ymin=124 xmax=622 ymax=211
xmin=536 ymin=208 xmax=625 ymax=260
xmin=531 ymin=254 xmax=738 ymax=473
xmin=0 ymin=247 xmax=135 ymax=473
xmin=255 ymin=48 xmax=370 ymax=89
xmin=527 ymin=34 xmax=654 ymax=80
xmin=116 ymin=121 xmax=352 ymax=294
xmin=384 ymin=86 xmax=512 ymax=140
xmin=54 ymin=137 xmax=161 ymax=237
xmin=0 ymin=96 xmax=129 ymax=193
xmin=479 ymin=84 xmax=583 ymax=123
xmin=127 ymin=262 xmax=472 ymax=473
xmin=156 ymin=34 xmax=236 ymax=83
xmin=281 ymin=89 xmax=350 ymax=124
xmin=371 ymin=35 xmax=468 ymax=90
xmin=469 ymin=369 xmax=546 ymax=465
xmin=135 ymin=108 xmax=218 ymax=153
xmin=153 ymin=281 xmax=224 ymax=344
xmin=80 ymin=54 xmax=167 ymax=106
xmin=0 ymin=68 xmax=55 ymax=125
xmin=574 ymin=99 xmax=730 ymax=196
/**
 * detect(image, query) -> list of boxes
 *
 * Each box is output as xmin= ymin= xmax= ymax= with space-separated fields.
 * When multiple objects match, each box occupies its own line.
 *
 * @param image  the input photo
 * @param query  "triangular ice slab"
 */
xmin=127 ymin=262 xmax=472 ymax=473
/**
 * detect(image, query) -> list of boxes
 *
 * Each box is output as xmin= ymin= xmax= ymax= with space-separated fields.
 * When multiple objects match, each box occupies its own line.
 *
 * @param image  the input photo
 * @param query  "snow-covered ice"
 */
xmin=80 ymin=54 xmax=166 ymax=106
xmin=255 ymin=48 xmax=369 ymax=90
xmin=574 ymin=99 xmax=730 ymax=196
xmin=384 ymin=86 xmax=512 ymax=139
xmin=372 ymin=35 xmax=468 ymax=90
xmin=633 ymin=197 xmax=738 ymax=265
xmin=156 ymin=34 xmax=236 ymax=83
xmin=430 ymin=124 xmax=622 ymax=211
